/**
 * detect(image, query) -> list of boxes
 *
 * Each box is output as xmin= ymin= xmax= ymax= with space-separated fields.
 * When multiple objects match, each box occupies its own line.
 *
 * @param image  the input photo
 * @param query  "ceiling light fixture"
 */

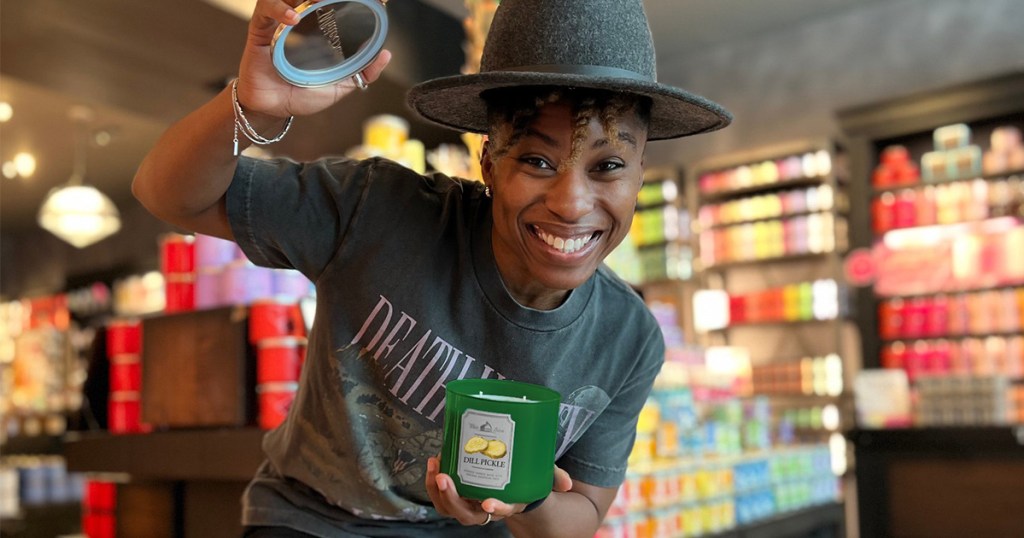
xmin=12 ymin=152 xmax=36 ymax=177
xmin=37 ymin=107 xmax=121 ymax=248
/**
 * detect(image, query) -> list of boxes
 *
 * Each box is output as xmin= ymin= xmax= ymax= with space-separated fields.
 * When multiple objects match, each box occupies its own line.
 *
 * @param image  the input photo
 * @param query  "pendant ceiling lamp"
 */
xmin=38 ymin=107 xmax=121 ymax=248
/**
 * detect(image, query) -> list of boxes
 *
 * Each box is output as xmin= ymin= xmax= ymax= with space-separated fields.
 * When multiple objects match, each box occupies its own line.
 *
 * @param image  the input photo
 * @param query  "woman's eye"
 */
xmin=520 ymin=156 xmax=553 ymax=170
xmin=595 ymin=160 xmax=625 ymax=172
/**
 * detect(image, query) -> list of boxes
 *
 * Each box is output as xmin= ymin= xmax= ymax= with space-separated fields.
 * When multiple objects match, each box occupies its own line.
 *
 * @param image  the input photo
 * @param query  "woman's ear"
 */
xmin=480 ymin=142 xmax=494 ymax=186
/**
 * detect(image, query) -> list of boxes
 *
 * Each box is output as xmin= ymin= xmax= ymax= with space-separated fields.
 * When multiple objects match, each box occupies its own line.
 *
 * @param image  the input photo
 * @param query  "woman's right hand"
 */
xmin=236 ymin=0 xmax=392 ymax=119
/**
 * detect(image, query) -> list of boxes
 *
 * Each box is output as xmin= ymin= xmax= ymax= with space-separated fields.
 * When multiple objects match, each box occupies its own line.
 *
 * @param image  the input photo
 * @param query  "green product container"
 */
xmin=441 ymin=378 xmax=560 ymax=503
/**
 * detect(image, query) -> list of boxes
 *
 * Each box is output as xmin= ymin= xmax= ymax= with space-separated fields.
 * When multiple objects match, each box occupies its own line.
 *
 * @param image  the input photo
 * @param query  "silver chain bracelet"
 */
xmin=231 ymin=78 xmax=294 ymax=156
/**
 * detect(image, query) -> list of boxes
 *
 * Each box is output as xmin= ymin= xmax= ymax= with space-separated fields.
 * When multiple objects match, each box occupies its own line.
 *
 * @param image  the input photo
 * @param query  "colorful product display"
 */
xmin=632 ymin=206 xmax=687 ymax=247
xmin=726 ymin=280 xmax=846 ymax=325
xmin=751 ymin=355 xmax=845 ymax=398
xmin=698 ymin=185 xmax=839 ymax=229
xmin=699 ymin=213 xmax=846 ymax=267
xmin=165 ymin=233 xmax=315 ymax=312
xmin=599 ymin=374 xmax=838 ymax=538
xmin=698 ymin=151 xmax=834 ymax=196
xmin=880 ymin=336 xmax=1023 ymax=382
xmin=872 ymin=177 xmax=1023 ymax=234
xmin=878 ymin=289 xmax=1024 ymax=341
xmin=611 ymin=176 xmax=694 ymax=285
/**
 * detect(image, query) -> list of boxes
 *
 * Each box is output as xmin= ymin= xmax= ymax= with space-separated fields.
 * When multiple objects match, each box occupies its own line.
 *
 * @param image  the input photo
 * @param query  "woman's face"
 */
xmin=482 ymin=99 xmax=648 ymax=310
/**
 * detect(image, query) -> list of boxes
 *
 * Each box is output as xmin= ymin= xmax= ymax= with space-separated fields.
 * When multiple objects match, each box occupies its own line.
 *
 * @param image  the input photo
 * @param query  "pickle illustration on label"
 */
xmin=457 ymin=410 xmax=515 ymax=489
xmin=484 ymin=439 xmax=506 ymax=458
xmin=464 ymin=436 xmax=488 ymax=454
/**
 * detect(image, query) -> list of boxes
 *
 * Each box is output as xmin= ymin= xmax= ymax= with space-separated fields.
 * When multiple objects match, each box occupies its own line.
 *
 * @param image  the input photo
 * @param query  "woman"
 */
xmin=132 ymin=0 xmax=730 ymax=536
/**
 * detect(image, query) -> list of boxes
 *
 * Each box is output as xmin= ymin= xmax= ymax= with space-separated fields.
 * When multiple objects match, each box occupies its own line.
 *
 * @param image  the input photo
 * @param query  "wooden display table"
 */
xmin=64 ymin=428 xmax=265 ymax=538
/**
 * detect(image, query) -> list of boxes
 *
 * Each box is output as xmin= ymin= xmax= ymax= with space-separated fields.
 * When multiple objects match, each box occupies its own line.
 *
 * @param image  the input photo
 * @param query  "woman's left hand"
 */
xmin=424 ymin=455 xmax=573 ymax=526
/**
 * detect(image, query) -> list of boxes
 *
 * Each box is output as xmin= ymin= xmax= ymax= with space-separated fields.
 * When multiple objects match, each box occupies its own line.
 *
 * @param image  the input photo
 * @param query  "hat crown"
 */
xmin=480 ymin=0 xmax=657 ymax=82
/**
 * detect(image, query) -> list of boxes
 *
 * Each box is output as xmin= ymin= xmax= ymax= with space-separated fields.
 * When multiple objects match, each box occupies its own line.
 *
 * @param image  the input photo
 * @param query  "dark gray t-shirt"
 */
xmin=226 ymin=156 xmax=664 ymax=537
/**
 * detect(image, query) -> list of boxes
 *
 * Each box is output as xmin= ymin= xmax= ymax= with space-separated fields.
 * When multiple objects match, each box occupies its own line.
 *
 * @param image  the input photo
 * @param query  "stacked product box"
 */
xmin=914 ymin=375 xmax=1012 ymax=426
xmin=160 ymin=233 xmax=195 ymax=312
xmin=81 ymin=479 xmax=117 ymax=538
xmin=106 ymin=319 xmax=147 ymax=434
xmin=249 ymin=299 xmax=308 ymax=430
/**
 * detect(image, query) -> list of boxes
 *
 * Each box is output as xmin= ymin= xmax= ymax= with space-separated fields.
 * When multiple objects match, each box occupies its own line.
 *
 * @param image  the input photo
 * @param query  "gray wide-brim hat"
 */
xmin=407 ymin=0 xmax=732 ymax=141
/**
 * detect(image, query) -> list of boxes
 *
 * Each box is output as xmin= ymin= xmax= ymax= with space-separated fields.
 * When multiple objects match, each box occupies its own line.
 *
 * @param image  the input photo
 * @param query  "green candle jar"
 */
xmin=441 ymin=378 xmax=561 ymax=504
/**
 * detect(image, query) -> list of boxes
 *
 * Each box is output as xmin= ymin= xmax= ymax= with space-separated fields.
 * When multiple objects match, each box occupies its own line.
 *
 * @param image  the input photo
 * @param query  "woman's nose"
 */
xmin=545 ymin=169 xmax=594 ymax=221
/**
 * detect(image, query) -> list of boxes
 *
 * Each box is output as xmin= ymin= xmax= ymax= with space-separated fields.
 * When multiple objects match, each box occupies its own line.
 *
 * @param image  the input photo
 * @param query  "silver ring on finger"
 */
xmin=353 ymin=72 xmax=368 ymax=91
xmin=479 ymin=512 xmax=492 ymax=526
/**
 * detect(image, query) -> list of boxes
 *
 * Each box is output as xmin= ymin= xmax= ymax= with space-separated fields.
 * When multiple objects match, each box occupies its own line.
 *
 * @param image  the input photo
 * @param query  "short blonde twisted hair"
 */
xmin=483 ymin=87 xmax=651 ymax=171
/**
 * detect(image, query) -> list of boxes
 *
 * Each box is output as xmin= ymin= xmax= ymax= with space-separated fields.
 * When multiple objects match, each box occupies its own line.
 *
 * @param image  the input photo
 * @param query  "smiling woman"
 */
xmin=480 ymin=87 xmax=653 ymax=310
xmin=130 ymin=0 xmax=730 ymax=536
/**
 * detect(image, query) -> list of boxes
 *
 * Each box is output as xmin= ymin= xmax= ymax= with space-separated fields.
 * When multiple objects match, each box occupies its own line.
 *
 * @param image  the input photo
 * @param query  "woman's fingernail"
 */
xmin=436 ymin=475 xmax=447 ymax=492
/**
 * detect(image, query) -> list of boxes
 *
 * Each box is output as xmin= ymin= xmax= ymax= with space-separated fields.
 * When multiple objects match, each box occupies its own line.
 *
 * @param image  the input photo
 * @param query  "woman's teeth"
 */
xmin=536 ymin=228 xmax=595 ymax=254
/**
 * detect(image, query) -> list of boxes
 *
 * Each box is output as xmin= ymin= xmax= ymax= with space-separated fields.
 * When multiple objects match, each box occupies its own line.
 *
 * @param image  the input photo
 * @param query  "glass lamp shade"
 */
xmin=38 ymin=185 xmax=122 ymax=248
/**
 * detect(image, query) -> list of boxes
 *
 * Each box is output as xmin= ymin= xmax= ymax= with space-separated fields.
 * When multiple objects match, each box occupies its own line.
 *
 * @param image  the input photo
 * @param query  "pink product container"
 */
xmin=257 ymin=382 xmax=298 ymax=430
xmin=272 ymin=269 xmax=313 ymax=299
xmin=194 ymin=234 xmax=239 ymax=270
xmin=221 ymin=262 xmax=275 ymax=305
xmin=195 ymin=267 xmax=225 ymax=309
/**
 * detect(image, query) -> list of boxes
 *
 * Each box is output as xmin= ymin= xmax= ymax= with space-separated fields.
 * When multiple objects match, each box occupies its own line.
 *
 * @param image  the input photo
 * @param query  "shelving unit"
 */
xmin=687 ymin=139 xmax=858 ymax=448
xmin=838 ymin=73 xmax=1024 ymax=376
xmin=611 ymin=166 xmax=704 ymax=344
xmin=838 ymin=72 xmax=1024 ymax=536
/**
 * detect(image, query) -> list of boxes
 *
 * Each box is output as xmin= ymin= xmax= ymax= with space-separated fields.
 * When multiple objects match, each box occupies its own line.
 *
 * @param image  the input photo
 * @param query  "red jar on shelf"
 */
xmin=893 ymin=190 xmax=917 ymax=229
xmin=106 ymin=319 xmax=141 ymax=355
xmin=924 ymin=295 xmax=949 ymax=338
xmin=881 ymin=342 xmax=907 ymax=370
xmin=873 ymin=193 xmax=896 ymax=235
xmin=879 ymin=299 xmax=903 ymax=340
xmin=903 ymin=298 xmax=928 ymax=339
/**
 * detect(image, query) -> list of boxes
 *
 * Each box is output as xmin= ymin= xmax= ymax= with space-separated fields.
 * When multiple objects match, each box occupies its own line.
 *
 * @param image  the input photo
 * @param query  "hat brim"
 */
xmin=407 ymin=71 xmax=732 ymax=141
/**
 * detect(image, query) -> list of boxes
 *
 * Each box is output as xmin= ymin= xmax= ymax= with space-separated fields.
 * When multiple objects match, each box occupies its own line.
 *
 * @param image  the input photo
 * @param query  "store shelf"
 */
xmin=880 ymin=330 xmax=1024 ymax=343
xmin=0 ymin=502 xmax=82 ymax=538
xmin=849 ymin=426 xmax=1024 ymax=453
xmin=708 ymin=502 xmax=844 ymax=538
xmin=877 ymin=283 xmax=1024 ymax=300
xmin=702 ymin=209 xmax=846 ymax=231
xmin=701 ymin=252 xmax=833 ymax=271
xmin=709 ymin=318 xmax=843 ymax=331
xmin=872 ymin=168 xmax=1024 ymax=195
xmin=700 ymin=176 xmax=833 ymax=204
xmin=64 ymin=428 xmax=265 ymax=481
xmin=0 ymin=434 xmax=65 ymax=456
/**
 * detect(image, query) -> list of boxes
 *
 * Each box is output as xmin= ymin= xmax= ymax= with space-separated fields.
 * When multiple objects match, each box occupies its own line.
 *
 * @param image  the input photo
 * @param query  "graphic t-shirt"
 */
xmin=226 ymin=156 xmax=665 ymax=537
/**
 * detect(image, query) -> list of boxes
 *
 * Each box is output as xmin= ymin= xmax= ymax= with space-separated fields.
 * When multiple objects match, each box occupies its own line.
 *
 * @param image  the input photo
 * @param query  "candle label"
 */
xmin=457 ymin=409 xmax=515 ymax=490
